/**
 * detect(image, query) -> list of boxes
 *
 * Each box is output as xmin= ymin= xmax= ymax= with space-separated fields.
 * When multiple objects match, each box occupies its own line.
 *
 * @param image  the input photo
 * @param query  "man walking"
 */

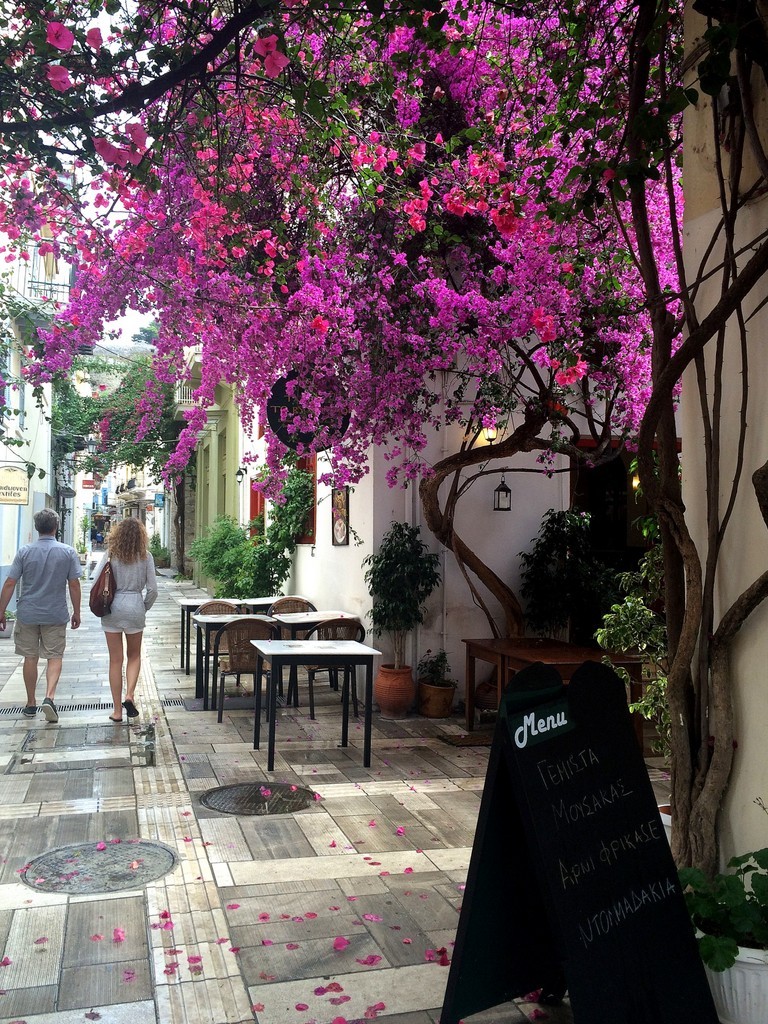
xmin=0 ymin=508 xmax=82 ymax=721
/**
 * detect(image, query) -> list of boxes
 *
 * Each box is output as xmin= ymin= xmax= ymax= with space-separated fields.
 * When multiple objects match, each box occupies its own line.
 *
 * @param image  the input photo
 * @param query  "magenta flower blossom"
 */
xmin=46 ymin=21 xmax=74 ymax=51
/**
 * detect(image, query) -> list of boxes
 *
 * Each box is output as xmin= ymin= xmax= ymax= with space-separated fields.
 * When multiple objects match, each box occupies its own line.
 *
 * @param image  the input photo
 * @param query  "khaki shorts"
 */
xmin=14 ymin=622 xmax=67 ymax=659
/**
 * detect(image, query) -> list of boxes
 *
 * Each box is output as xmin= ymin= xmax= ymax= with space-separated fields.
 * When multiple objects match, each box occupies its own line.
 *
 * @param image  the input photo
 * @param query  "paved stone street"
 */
xmin=0 ymin=572 xmax=669 ymax=1024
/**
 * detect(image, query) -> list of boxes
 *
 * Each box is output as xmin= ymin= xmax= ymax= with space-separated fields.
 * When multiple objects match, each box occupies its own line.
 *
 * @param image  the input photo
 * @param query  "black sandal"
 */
xmin=122 ymin=699 xmax=139 ymax=718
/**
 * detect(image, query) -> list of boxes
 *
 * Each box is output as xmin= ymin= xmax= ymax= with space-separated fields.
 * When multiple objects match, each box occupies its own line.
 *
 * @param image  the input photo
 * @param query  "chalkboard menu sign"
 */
xmin=440 ymin=660 xmax=718 ymax=1024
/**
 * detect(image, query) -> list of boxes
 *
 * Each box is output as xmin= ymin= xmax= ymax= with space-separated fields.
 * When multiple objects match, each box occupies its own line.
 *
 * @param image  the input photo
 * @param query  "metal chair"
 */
xmin=210 ymin=617 xmax=277 ymax=722
xmin=304 ymin=617 xmax=366 ymax=718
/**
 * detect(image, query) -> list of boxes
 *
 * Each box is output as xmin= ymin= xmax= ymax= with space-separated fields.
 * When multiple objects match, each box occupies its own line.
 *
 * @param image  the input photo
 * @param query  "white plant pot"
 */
xmin=704 ymin=944 xmax=768 ymax=1024
xmin=658 ymin=803 xmax=672 ymax=845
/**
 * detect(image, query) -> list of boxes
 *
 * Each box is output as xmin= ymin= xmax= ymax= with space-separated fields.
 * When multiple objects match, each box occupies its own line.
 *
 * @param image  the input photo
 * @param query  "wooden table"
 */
xmin=192 ymin=613 xmax=274 ymax=707
xmin=251 ymin=639 xmax=380 ymax=771
xmin=462 ymin=637 xmax=643 ymax=744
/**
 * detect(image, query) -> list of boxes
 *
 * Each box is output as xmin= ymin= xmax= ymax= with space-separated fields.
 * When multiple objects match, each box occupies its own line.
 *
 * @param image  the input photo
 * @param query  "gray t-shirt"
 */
xmin=9 ymin=536 xmax=82 ymax=625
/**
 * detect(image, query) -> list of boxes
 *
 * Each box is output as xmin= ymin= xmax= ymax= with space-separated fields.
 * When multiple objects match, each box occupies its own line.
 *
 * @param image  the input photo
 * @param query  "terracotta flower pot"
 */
xmin=418 ymin=680 xmax=455 ymax=718
xmin=374 ymin=664 xmax=415 ymax=719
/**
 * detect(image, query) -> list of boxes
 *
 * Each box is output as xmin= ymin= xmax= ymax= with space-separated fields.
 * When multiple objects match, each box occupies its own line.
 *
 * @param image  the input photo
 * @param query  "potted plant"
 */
xmin=417 ymin=649 xmax=457 ymax=718
xmin=363 ymin=521 xmax=441 ymax=718
xmin=679 ymin=848 xmax=768 ymax=1024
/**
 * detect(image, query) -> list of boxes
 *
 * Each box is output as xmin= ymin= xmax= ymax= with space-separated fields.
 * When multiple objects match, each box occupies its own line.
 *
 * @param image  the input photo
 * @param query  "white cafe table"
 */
xmin=270 ymin=611 xmax=361 ymax=706
xmin=176 ymin=598 xmax=208 ymax=674
xmin=192 ymin=613 xmax=274 ymax=707
xmin=251 ymin=639 xmax=380 ymax=771
xmin=238 ymin=596 xmax=285 ymax=611
xmin=177 ymin=596 xmax=282 ymax=676
xmin=270 ymin=610 xmax=357 ymax=639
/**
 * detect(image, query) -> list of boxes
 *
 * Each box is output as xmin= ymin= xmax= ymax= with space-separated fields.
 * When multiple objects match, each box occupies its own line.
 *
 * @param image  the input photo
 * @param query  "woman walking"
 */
xmin=92 ymin=517 xmax=158 ymax=722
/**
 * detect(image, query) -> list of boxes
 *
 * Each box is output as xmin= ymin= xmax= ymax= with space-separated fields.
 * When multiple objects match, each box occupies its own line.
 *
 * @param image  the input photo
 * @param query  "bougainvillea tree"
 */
xmin=1 ymin=0 xmax=666 ymax=631
xmin=4 ymin=0 xmax=768 ymax=874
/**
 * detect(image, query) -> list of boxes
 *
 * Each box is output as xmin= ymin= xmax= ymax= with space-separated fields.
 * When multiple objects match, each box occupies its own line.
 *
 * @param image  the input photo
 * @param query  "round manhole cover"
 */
xmin=200 ymin=781 xmax=317 ymax=815
xmin=20 ymin=839 xmax=178 ymax=894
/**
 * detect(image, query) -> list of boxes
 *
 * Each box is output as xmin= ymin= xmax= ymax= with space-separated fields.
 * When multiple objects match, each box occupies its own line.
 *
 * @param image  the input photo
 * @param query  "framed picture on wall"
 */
xmin=331 ymin=486 xmax=349 ymax=546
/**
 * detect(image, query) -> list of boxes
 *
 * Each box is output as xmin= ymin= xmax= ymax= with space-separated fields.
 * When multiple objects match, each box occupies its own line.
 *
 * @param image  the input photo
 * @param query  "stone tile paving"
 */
xmin=0 ymin=569 xmax=664 ymax=1024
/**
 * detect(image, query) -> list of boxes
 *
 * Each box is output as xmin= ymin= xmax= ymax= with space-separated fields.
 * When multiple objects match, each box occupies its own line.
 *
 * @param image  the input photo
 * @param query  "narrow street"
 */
xmin=0 ymin=572 xmax=591 ymax=1024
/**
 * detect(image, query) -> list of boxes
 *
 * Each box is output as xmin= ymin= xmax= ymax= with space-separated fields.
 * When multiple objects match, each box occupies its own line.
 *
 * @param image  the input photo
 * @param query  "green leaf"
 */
xmin=698 ymin=933 xmax=739 ymax=972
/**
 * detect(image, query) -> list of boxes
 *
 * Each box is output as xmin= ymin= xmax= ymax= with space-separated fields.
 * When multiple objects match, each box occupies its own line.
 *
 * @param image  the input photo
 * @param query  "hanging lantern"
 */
xmin=493 ymin=474 xmax=512 ymax=512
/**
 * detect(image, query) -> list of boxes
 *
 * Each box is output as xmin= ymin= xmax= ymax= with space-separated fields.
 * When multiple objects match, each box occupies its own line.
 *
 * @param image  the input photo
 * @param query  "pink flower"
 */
xmin=86 ymin=27 xmax=103 ymax=49
xmin=491 ymin=208 xmax=518 ymax=239
xmin=46 ymin=65 xmax=73 ymax=92
xmin=254 ymin=34 xmax=278 ymax=56
xmin=355 ymin=954 xmax=382 ymax=966
xmin=113 ymin=928 xmax=125 ymax=943
xmin=333 ymin=936 xmax=350 ymax=950
xmin=554 ymin=357 xmax=588 ymax=387
xmin=96 ymin=841 xmax=107 ymax=851
xmin=531 ymin=308 xmax=557 ymax=343
xmin=264 ymin=50 xmax=289 ymax=77
xmin=125 ymin=122 xmax=148 ymax=150
xmin=47 ymin=21 xmax=75 ymax=51
xmin=93 ymin=137 xmax=125 ymax=165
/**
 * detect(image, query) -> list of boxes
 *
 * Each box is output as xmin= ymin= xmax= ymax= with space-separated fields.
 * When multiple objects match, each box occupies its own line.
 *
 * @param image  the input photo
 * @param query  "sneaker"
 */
xmin=41 ymin=698 xmax=59 ymax=723
xmin=22 ymin=705 xmax=37 ymax=718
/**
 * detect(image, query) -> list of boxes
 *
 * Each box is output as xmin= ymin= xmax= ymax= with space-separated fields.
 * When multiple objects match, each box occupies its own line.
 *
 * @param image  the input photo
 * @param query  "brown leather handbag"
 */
xmin=89 ymin=559 xmax=116 ymax=616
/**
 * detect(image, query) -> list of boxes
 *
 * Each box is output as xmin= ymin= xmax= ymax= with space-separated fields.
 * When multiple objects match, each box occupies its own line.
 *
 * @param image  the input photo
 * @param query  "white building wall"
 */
xmin=681 ymin=3 xmax=768 ymax=858
xmin=680 ymin=199 xmax=768 ymax=860
xmin=292 ymin=420 xmax=566 ymax=697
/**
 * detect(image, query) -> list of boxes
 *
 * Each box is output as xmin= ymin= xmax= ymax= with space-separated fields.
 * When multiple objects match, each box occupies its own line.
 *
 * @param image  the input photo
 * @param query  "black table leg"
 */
xmin=195 ymin=625 xmax=204 ymax=699
xmin=267 ymin=657 xmax=281 ymax=771
xmin=179 ymin=607 xmax=185 ymax=670
xmin=364 ymin=659 xmax=373 ymax=767
xmin=254 ymin=654 xmax=264 ymax=749
xmin=203 ymin=624 xmax=214 ymax=711
xmin=341 ymin=664 xmax=350 ymax=748
xmin=185 ymin=608 xmax=193 ymax=675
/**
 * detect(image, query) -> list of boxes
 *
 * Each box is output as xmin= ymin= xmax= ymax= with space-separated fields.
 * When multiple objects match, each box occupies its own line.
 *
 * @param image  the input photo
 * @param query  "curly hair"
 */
xmin=107 ymin=517 xmax=149 ymax=563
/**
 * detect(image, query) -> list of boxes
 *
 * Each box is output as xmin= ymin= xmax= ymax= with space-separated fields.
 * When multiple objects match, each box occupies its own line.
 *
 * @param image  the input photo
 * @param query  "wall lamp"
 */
xmin=235 ymin=466 xmax=247 ymax=484
xmin=483 ymin=424 xmax=498 ymax=443
xmin=493 ymin=474 xmax=512 ymax=512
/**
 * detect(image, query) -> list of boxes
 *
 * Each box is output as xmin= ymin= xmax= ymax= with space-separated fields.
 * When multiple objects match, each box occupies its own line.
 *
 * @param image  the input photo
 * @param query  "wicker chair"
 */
xmin=303 ymin=617 xmax=366 ymax=718
xmin=194 ymin=600 xmax=239 ymax=697
xmin=210 ymin=616 xmax=277 ymax=722
xmin=266 ymin=596 xmax=317 ymax=636
xmin=197 ymin=600 xmax=239 ymax=613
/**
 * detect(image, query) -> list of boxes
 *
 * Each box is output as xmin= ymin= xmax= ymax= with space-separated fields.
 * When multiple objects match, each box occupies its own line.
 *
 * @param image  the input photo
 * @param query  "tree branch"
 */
xmin=0 ymin=0 xmax=277 ymax=138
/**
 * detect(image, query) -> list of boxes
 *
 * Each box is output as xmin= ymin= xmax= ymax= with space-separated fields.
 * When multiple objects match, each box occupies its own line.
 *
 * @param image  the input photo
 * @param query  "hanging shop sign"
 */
xmin=0 ymin=465 xmax=29 ymax=505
